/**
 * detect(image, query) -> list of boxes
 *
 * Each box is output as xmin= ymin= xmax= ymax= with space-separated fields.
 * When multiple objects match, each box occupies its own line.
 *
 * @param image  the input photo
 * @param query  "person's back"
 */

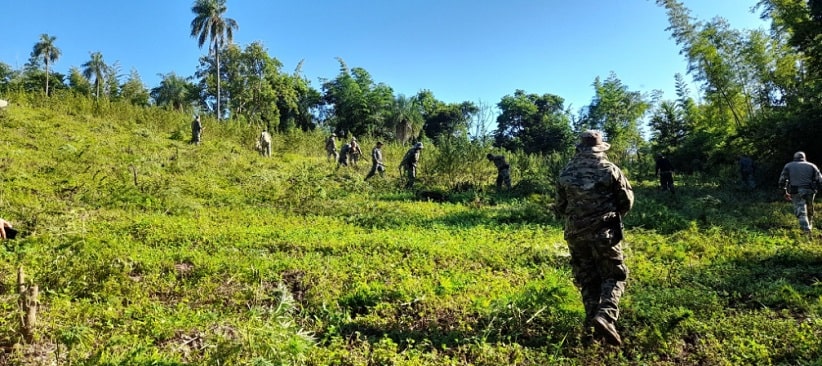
xmin=338 ymin=143 xmax=351 ymax=166
xmin=779 ymin=151 xmax=822 ymax=233
xmin=555 ymin=130 xmax=633 ymax=347
xmin=558 ymin=151 xmax=632 ymax=225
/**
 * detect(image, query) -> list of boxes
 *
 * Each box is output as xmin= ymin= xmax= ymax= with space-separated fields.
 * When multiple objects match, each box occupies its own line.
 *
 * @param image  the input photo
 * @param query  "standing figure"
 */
xmin=400 ymin=142 xmax=424 ymax=188
xmin=739 ymin=154 xmax=756 ymax=189
xmin=326 ymin=133 xmax=338 ymax=162
xmin=365 ymin=141 xmax=385 ymax=181
xmin=779 ymin=151 xmax=822 ymax=233
xmin=554 ymin=130 xmax=634 ymax=346
xmin=349 ymin=138 xmax=363 ymax=166
xmin=655 ymin=154 xmax=675 ymax=192
xmin=337 ymin=141 xmax=352 ymax=168
xmin=191 ymin=115 xmax=202 ymax=145
xmin=486 ymin=153 xmax=512 ymax=190
xmin=258 ymin=130 xmax=272 ymax=157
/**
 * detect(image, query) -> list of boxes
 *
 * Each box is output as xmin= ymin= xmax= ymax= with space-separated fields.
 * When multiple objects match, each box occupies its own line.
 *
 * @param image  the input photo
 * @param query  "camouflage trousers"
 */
xmin=792 ymin=188 xmax=816 ymax=231
xmin=566 ymin=238 xmax=628 ymax=324
xmin=327 ymin=149 xmax=338 ymax=162
xmin=496 ymin=168 xmax=511 ymax=190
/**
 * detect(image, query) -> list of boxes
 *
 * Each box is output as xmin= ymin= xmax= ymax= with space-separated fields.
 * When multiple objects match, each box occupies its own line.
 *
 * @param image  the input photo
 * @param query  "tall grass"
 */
xmin=0 ymin=99 xmax=820 ymax=364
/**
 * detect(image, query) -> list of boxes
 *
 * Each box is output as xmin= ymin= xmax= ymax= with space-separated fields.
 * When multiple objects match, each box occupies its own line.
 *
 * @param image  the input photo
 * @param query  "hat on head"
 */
xmin=579 ymin=130 xmax=610 ymax=152
xmin=414 ymin=142 xmax=424 ymax=149
xmin=794 ymin=151 xmax=806 ymax=161
xmin=376 ymin=141 xmax=383 ymax=145
xmin=331 ymin=132 xmax=337 ymax=137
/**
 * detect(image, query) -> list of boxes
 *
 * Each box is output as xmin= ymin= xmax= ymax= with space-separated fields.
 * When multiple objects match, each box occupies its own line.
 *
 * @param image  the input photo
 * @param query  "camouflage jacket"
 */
xmin=555 ymin=149 xmax=634 ymax=239
xmin=372 ymin=147 xmax=383 ymax=165
xmin=325 ymin=137 xmax=336 ymax=152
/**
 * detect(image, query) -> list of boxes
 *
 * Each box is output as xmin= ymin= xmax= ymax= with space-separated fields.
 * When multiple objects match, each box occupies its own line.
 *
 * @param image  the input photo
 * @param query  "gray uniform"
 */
xmin=365 ymin=145 xmax=385 ymax=180
xmin=779 ymin=152 xmax=822 ymax=232
xmin=555 ymin=130 xmax=633 ymax=346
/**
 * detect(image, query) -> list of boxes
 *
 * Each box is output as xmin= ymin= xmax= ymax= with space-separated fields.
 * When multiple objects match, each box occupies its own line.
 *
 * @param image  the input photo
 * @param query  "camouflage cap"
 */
xmin=414 ymin=142 xmax=424 ymax=149
xmin=794 ymin=151 xmax=806 ymax=161
xmin=579 ymin=130 xmax=610 ymax=152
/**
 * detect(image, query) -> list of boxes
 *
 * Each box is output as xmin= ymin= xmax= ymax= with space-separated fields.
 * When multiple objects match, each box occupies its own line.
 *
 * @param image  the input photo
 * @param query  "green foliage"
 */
xmin=493 ymin=89 xmax=574 ymax=155
xmin=2 ymin=98 xmax=822 ymax=365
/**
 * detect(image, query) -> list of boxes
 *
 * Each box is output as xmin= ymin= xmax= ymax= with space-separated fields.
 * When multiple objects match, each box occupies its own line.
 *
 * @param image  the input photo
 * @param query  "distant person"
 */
xmin=349 ymin=138 xmax=363 ymax=167
xmin=486 ymin=153 xmax=512 ymax=191
xmin=400 ymin=142 xmax=424 ymax=188
xmin=325 ymin=133 xmax=338 ymax=162
xmin=778 ymin=151 xmax=822 ymax=233
xmin=191 ymin=115 xmax=202 ymax=145
xmin=655 ymin=154 xmax=675 ymax=193
xmin=258 ymin=130 xmax=272 ymax=157
xmin=365 ymin=141 xmax=385 ymax=181
xmin=338 ymin=141 xmax=352 ymax=168
xmin=739 ymin=154 xmax=755 ymax=189
xmin=554 ymin=130 xmax=634 ymax=346
xmin=0 ymin=218 xmax=13 ymax=239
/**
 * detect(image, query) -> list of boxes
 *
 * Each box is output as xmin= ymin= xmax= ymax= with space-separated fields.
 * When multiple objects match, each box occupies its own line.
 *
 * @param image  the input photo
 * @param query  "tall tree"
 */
xmin=31 ymin=34 xmax=61 ymax=96
xmin=82 ymin=51 xmax=109 ymax=99
xmin=578 ymin=73 xmax=649 ymax=159
xmin=494 ymin=90 xmax=574 ymax=154
xmin=68 ymin=66 xmax=91 ymax=96
xmin=321 ymin=58 xmax=394 ymax=137
xmin=151 ymin=72 xmax=198 ymax=111
xmin=121 ymin=69 xmax=150 ymax=106
xmin=190 ymin=0 xmax=238 ymax=120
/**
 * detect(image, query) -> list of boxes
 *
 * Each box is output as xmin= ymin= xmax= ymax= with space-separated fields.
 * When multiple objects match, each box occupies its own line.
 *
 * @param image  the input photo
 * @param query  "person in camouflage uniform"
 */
xmin=487 ymin=153 xmax=512 ymax=190
xmin=191 ymin=115 xmax=202 ymax=145
xmin=554 ymin=130 xmax=634 ymax=346
xmin=400 ymin=142 xmax=423 ymax=188
xmin=778 ymin=151 xmax=822 ymax=233
xmin=326 ymin=133 xmax=338 ymax=162
xmin=365 ymin=141 xmax=385 ymax=181
xmin=738 ymin=154 xmax=755 ymax=189
xmin=349 ymin=138 xmax=363 ymax=167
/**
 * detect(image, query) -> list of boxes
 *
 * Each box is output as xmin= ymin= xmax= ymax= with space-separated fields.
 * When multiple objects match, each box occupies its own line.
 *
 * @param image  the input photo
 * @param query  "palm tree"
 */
xmin=82 ymin=52 xmax=109 ymax=99
xmin=150 ymin=72 xmax=195 ymax=111
xmin=190 ymin=0 xmax=238 ymax=120
xmin=389 ymin=95 xmax=424 ymax=145
xmin=31 ymin=33 xmax=61 ymax=96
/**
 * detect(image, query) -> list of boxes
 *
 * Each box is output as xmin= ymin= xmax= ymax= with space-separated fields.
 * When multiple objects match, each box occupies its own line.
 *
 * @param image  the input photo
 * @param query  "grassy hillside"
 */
xmin=0 ymin=97 xmax=821 ymax=365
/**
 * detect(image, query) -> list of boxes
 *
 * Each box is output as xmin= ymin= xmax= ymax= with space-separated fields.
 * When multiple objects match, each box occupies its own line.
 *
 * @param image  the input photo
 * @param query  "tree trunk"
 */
xmin=216 ymin=46 xmax=221 ymax=121
xmin=45 ymin=58 xmax=50 ymax=96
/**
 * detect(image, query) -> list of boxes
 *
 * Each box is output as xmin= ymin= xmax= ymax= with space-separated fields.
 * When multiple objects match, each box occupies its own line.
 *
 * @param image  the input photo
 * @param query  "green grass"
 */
xmin=0 ymin=95 xmax=821 ymax=365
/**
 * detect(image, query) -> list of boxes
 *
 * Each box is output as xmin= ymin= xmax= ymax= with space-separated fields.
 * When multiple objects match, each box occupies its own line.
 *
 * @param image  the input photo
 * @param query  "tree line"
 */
xmin=1 ymin=0 xmax=820 ymax=178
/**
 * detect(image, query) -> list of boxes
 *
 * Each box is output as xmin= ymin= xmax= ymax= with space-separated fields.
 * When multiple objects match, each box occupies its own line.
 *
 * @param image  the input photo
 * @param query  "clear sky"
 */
xmin=1 ymin=0 xmax=767 ymax=113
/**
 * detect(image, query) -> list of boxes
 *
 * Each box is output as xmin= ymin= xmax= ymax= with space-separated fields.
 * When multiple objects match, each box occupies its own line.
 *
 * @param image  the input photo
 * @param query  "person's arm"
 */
xmin=778 ymin=164 xmax=790 ymax=189
xmin=615 ymin=170 xmax=635 ymax=216
xmin=0 ymin=218 xmax=12 ymax=240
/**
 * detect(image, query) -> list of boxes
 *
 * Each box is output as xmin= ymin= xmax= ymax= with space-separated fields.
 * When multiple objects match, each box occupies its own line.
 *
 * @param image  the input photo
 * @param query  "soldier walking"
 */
xmin=779 ymin=151 xmax=822 ymax=233
xmin=326 ymin=133 xmax=338 ymax=162
xmin=349 ymin=138 xmax=363 ymax=167
xmin=487 ymin=153 xmax=512 ymax=190
xmin=337 ymin=141 xmax=352 ymax=168
xmin=400 ymin=142 xmax=424 ymax=188
xmin=365 ymin=141 xmax=385 ymax=181
xmin=554 ymin=130 xmax=634 ymax=346
xmin=191 ymin=115 xmax=202 ymax=145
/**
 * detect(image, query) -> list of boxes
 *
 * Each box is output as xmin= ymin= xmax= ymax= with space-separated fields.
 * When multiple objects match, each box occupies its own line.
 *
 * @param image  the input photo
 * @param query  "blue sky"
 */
xmin=1 ymin=0 xmax=767 ymax=113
